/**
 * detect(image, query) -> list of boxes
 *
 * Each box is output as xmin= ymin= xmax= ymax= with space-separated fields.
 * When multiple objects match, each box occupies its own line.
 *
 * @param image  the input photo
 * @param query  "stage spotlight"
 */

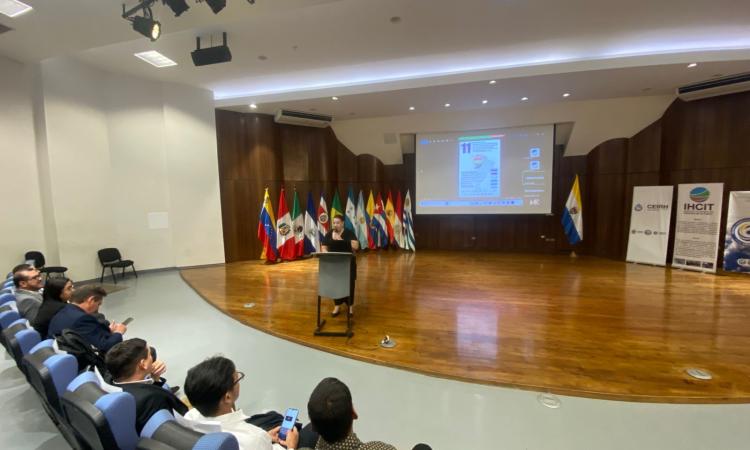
xmin=132 ymin=15 xmax=161 ymax=41
xmin=204 ymin=0 xmax=226 ymax=14
xmin=164 ymin=0 xmax=189 ymax=16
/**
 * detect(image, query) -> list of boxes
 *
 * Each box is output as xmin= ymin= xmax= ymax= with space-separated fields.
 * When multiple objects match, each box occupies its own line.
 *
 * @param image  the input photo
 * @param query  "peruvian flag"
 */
xmin=276 ymin=188 xmax=296 ymax=261
xmin=394 ymin=191 xmax=405 ymax=248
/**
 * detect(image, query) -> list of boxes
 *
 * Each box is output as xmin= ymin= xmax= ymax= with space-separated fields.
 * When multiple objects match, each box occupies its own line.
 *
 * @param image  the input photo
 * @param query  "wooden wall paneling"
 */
xmin=438 ymin=216 xmax=476 ymax=250
xmin=628 ymin=121 xmax=661 ymax=173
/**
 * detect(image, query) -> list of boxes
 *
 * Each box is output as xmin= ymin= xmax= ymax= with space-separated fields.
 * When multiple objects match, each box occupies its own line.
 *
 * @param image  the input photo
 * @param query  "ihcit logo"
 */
xmin=689 ymin=187 xmax=710 ymax=203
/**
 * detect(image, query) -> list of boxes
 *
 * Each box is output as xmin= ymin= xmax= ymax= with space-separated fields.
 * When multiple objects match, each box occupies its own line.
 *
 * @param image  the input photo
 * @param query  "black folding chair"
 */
xmin=97 ymin=248 xmax=137 ymax=284
xmin=24 ymin=251 xmax=67 ymax=280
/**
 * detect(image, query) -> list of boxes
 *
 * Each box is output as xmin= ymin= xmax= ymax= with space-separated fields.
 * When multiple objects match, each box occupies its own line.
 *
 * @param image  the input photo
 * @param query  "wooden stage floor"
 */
xmin=180 ymin=251 xmax=750 ymax=403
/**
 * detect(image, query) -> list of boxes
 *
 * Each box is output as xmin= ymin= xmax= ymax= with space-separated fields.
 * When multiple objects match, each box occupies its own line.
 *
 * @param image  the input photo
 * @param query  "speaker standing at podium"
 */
xmin=321 ymin=215 xmax=359 ymax=317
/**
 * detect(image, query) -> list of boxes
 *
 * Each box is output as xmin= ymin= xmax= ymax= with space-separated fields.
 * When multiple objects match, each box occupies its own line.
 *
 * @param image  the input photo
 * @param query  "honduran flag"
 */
xmin=257 ymin=188 xmax=277 ymax=262
xmin=304 ymin=191 xmax=319 ymax=254
xmin=276 ymin=188 xmax=296 ymax=261
xmin=345 ymin=187 xmax=357 ymax=234
xmin=562 ymin=175 xmax=583 ymax=245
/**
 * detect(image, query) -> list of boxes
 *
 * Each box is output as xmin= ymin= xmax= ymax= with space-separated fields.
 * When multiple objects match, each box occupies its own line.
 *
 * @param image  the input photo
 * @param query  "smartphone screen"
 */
xmin=278 ymin=408 xmax=299 ymax=441
xmin=122 ymin=317 xmax=134 ymax=326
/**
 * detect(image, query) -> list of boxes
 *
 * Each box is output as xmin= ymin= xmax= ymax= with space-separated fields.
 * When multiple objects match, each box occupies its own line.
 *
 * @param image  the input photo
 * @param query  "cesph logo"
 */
xmin=634 ymin=204 xmax=643 ymax=212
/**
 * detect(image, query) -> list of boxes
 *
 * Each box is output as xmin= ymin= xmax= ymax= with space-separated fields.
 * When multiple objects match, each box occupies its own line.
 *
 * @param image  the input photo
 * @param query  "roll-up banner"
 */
xmin=672 ymin=183 xmax=724 ymax=273
xmin=626 ymin=186 xmax=673 ymax=266
xmin=723 ymin=191 xmax=750 ymax=274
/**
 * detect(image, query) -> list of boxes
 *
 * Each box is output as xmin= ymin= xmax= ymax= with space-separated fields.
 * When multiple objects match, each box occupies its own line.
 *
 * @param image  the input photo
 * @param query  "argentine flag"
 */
xmin=562 ymin=175 xmax=583 ymax=244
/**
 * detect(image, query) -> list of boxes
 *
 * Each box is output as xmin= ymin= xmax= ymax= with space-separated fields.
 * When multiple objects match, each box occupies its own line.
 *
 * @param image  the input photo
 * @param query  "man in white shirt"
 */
xmin=183 ymin=356 xmax=299 ymax=450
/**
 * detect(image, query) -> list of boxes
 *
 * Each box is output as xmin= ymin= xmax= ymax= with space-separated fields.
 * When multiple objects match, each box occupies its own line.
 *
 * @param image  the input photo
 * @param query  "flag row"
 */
xmin=257 ymin=187 xmax=416 ymax=262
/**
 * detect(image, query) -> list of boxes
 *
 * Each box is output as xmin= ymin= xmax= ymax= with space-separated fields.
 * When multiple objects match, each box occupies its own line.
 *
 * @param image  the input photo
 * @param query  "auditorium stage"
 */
xmin=180 ymin=251 xmax=750 ymax=403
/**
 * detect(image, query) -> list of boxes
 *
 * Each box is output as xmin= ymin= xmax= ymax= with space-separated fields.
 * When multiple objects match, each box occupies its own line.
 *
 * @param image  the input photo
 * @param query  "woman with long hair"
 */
xmin=32 ymin=277 xmax=73 ymax=337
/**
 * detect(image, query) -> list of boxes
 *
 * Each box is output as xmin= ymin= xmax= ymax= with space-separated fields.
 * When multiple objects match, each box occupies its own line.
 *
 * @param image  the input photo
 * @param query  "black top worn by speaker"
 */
xmin=322 ymin=229 xmax=358 ymax=253
xmin=118 ymin=381 xmax=189 ymax=434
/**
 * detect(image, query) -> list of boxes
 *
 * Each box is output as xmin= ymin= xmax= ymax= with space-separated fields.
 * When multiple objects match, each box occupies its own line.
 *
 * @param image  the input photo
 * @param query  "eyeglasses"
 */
xmin=233 ymin=371 xmax=245 ymax=385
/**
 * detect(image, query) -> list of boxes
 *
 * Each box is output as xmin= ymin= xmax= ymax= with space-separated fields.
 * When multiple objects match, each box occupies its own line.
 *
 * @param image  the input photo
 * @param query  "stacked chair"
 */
xmin=0 ymin=272 xmax=239 ymax=450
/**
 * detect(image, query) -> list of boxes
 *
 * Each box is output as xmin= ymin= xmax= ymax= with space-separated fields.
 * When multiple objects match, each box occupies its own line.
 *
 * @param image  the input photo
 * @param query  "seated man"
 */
xmin=183 ymin=356 xmax=299 ymax=450
xmin=48 ymin=285 xmax=127 ymax=352
xmin=12 ymin=264 xmax=44 ymax=321
xmin=105 ymin=338 xmax=188 ymax=433
xmin=305 ymin=378 xmax=396 ymax=450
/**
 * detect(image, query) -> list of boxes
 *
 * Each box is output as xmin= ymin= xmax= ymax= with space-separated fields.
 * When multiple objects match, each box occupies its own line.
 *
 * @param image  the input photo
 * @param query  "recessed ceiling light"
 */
xmin=258 ymin=55 xmax=268 ymax=61
xmin=521 ymin=97 xmax=529 ymax=101
xmin=489 ymin=80 xmax=496 ymax=85
xmin=482 ymin=99 xmax=488 ymax=104
xmin=409 ymin=106 xmax=415 ymax=111
xmin=331 ymin=96 xmax=339 ymax=101
xmin=249 ymin=103 xmax=258 ymax=109
xmin=390 ymin=16 xmax=401 ymax=24
xmin=563 ymin=93 xmax=571 ymax=98
xmin=0 ymin=0 xmax=32 ymax=18
xmin=687 ymin=63 xmax=698 ymax=68
xmin=444 ymin=103 xmax=451 ymax=107
xmin=134 ymin=51 xmax=177 ymax=68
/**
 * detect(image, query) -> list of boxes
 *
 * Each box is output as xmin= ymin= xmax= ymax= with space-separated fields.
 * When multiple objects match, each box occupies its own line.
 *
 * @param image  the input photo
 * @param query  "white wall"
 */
xmin=0 ymin=56 xmax=49 ymax=273
xmin=331 ymin=95 xmax=675 ymax=164
xmin=0 ymin=56 xmax=224 ymax=280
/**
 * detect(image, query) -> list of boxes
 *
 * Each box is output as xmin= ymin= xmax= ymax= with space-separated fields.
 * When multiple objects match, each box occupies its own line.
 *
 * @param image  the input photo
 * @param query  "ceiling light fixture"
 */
xmin=482 ymin=99 xmax=488 ymax=104
xmin=409 ymin=106 xmax=415 ymax=111
xmin=249 ymin=103 xmax=258 ymax=109
xmin=163 ymin=0 xmax=189 ymax=16
xmin=131 ymin=15 xmax=161 ymax=41
xmin=489 ymin=80 xmax=496 ymax=85
xmin=0 ymin=0 xmax=32 ymax=18
xmin=521 ymin=97 xmax=529 ymax=101
xmin=563 ymin=93 xmax=571 ymax=97
xmin=122 ymin=2 xmax=161 ymax=41
xmin=444 ymin=103 xmax=451 ymax=107
xmin=204 ymin=0 xmax=226 ymax=14
xmin=687 ymin=62 xmax=698 ymax=68
xmin=191 ymin=32 xmax=232 ymax=66
xmin=332 ymin=96 xmax=339 ymax=101
xmin=134 ymin=50 xmax=177 ymax=67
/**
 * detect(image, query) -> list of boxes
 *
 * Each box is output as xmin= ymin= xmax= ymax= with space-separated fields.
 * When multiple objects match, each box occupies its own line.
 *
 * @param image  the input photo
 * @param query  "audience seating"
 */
xmin=0 ymin=317 xmax=27 ymax=351
xmin=0 ymin=292 xmax=14 ymax=305
xmin=24 ymin=250 xmax=68 ymax=279
xmin=5 ymin=326 xmax=41 ymax=370
xmin=141 ymin=410 xmax=239 ymax=450
xmin=98 ymin=247 xmax=138 ymax=284
xmin=63 ymin=371 xmax=140 ymax=450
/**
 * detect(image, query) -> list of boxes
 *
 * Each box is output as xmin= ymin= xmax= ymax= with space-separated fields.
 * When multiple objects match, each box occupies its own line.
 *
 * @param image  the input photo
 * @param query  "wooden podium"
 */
xmin=313 ymin=252 xmax=355 ymax=337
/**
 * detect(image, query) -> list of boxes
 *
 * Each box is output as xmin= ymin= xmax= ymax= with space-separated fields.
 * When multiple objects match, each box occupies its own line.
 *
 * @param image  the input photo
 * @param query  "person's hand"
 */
xmin=151 ymin=360 xmax=167 ymax=379
xmin=268 ymin=426 xmax=280 ymax=443
xmin=279 ymin=425 xmax=299 ymax=449
xmin=110 ymin=322 xmax=127 ymax=334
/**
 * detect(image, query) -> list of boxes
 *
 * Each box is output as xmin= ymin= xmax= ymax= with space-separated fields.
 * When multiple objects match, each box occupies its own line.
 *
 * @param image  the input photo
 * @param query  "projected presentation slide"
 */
xmin=416 ymin=124 xmax=554 ymax=214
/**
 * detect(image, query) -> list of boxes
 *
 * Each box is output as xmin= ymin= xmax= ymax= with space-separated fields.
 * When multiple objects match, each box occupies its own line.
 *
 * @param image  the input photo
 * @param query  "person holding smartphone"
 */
xmin=183 ymin=356 xmax=299 ymax=450
xmin=321 ymin=215 xmax=359 ymax=317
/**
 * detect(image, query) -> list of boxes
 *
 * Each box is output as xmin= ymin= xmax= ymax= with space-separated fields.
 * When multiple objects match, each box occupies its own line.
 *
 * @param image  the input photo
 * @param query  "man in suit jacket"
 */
xmin=106 ymin=338 xmax=187 ymax=434
xmin=12 ymin=264 xmax=44 ymax=322
xmin=48 ymin=285 xmax=127 ymax=353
